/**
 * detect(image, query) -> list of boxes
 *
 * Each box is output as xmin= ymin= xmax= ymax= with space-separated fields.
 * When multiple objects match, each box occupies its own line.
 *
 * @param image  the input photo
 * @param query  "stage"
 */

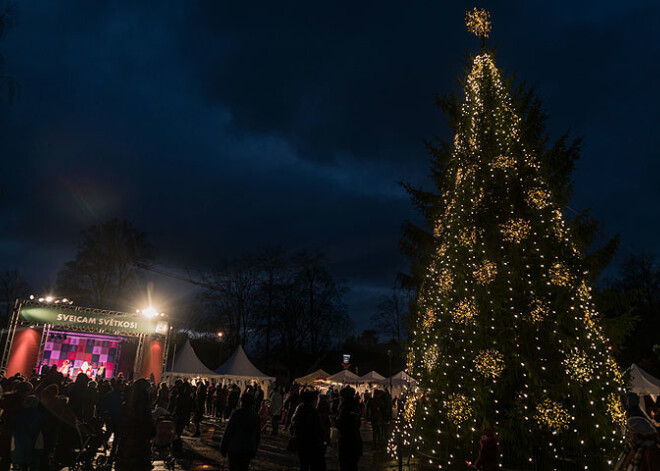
xmin=1 ymin=299 xmax=171 ymax=382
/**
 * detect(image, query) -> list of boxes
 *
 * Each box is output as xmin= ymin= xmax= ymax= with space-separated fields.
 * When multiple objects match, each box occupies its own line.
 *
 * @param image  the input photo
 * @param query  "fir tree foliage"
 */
xmin=391 ymin=29 xmax=625 ymax=470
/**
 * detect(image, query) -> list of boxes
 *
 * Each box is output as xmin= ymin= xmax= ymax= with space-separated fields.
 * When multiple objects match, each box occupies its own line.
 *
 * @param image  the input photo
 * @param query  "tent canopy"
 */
xmin=215 ymin=345 xmax=273 ymax=380
xmin=628 ymin=364 xmax=660 ymax=396
xmin=358 ymin=370 xmax=386 ymax=383
xmin=295 ymin=369 xmax=330 ymax=385
xmin=327 ymin=369 xmax=360 ymax=384
xmin=167 ymin=339 xmax=218 ymax=377
xmin=382 ymin=370 xmax=416 ymax=386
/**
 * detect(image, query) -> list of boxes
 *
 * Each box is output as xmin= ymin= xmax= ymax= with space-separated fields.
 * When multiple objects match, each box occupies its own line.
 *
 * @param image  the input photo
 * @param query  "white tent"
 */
xmin=163 ymin=339 xmax=219 ymax=381
xmin=295 ymin=369 xmax=330 ymax=385
xmin=382 ymin=371 xmax=416 ymax=386
xmin=214 ymin=345 xmax=272 ymax=379
xmin=358 ymin=370 xmax=386 ymax=383
xmin=214 ymin=345 xmax=275 ymax=395
xmin=628 ymin=364 xmax=660 ymax=399
xmin=327 ymin=369 xmax=360 ymax=384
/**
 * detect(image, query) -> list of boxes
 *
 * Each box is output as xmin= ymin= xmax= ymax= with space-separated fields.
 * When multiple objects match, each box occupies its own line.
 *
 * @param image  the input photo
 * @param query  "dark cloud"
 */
xmin=0 ymin=1 xmax=658 ymax=331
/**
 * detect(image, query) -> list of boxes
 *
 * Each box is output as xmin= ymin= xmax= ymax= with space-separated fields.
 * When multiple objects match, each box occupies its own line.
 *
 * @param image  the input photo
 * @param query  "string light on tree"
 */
xmin=447 ymin=394 xmax=473 ymax=424
xmin=563 ymin=350 xmax=595 ymax=383
xmin=474 ymin=349 xmax=505 ymax=379
xmin=491 ymin=154 xmax=516 ymax=170
xmin=474 ymin=260 xmax=498 ymax=285
xmin=500 ymin=218 xmax=531 ymax=243
xmin=390 ymin=9 xmax=625 ymax=469
xmin=535 ymin=399 xmax=572 ymax=433
xmin=549 ymin=262 xmax=574 ymax=286
xmin=452 ymin=299 xmax=478 ymax=325
xmin=465 ymin=7 xmax=492 ymax=39
xmin=526 ymin=188 xmax=551 ymax=210
xmin=529 ymin=299 xmax=550 ymax=323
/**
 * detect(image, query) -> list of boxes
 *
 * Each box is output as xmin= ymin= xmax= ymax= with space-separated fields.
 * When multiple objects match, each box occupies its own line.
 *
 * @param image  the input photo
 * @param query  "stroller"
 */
xmin=68 ymin=417 xmax=111 ymax=471
xmin=152 ymin=410 xmax=177 ymax=471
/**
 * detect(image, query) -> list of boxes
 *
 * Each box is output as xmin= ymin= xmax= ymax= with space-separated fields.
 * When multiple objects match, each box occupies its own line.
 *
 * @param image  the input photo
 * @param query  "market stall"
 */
xmin=214 ymin=345 xmax=275 ymax=395
xmin=327 ymin=369 xmax=360 ymax=386
xmin=295 ymin=368 xmax=330 ymax=386
xmin=381 ymin=370 xmax=416 ymax=395
xmin=628 ymin=363 xmax=660 ymax=402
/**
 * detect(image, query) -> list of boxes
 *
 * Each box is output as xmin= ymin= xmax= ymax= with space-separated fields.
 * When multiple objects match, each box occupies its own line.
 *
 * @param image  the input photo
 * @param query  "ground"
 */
xmin=154 ymin=416 xmax=407 ymax=471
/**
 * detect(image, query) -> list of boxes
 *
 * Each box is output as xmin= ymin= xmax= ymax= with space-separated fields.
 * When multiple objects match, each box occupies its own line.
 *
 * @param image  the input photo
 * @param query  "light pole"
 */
xmin=217 ymin=331 xmax=224 ymax=366
xmin=387 ymin=348 xmax=392 ymax=393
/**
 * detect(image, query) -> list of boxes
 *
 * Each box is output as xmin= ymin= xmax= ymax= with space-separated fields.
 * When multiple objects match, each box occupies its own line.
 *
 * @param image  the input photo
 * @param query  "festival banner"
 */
xmin=19 ymin=306 xmax=168 ymax=335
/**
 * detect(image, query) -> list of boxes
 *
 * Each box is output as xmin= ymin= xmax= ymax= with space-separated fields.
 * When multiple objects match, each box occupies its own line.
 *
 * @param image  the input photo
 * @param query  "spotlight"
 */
xmin=142 ymin=307 xmax=158 ymax=318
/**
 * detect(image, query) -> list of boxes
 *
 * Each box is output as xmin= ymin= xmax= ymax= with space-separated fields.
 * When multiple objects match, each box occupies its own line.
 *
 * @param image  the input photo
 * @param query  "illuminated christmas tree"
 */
xmin=390 ymin=9 xmax=626 ymax=470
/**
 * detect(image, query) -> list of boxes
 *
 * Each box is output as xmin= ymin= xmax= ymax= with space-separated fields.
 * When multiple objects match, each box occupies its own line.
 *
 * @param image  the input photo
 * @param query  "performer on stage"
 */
xmin=96 ymin=362 xmax=106 ymax=380
xmin=59 ymin=360 xmax=70 ymax=377
xmin=80 ymin=361 xmax=91 ymax=377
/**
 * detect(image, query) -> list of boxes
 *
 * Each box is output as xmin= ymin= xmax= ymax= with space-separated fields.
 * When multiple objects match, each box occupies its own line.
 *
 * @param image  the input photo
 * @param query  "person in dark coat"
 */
xmin=11 ymin=394 xmax=43 ymax=469
xmin=615 ymin=416 xmax=660 ymax=471
xmin=284 ymin=386 xmax=300 ymax=431
xmin=317 ymin=394 xmax=331 ymax=470
xmin=226 ymin=384 xmax=240 ymax=419
xmin=67 ymin=373 xmax=90 ymax=420
xmin=172 ymin=381 xmax=193 ymax=453
xmin=115 ymin=378 xmax=156 ymax=471
xmin=291 ymin=390 xmax=325 ymax=471
xmin=220 ymin=393 xmax=261 ymax=471
xmin=98 ymin=380 xmax=124 ymax=459
xmin=215 ymin=385 xmax=228 ymax=420
xmin=193 ymin=383 xmax=207 ymax=436
xmin=37 ymin=384 xmax=61 ymax=471
xmin=155 ymin=383 xmax=169 ymax=409
xmin=0 ymin=380 xmax=32 ymax=471
xmin=335 ymin=386 xmax=363 ymax=471
xmin=473 ymin=427 xmax=498 ymax=471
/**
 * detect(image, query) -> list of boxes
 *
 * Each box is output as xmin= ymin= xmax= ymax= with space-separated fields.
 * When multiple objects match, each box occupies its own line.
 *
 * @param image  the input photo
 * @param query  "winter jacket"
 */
xmin=220 ymin=407 xmax=260 ymax=457
xmin=291 ymin=403 xmax=324 ymax=448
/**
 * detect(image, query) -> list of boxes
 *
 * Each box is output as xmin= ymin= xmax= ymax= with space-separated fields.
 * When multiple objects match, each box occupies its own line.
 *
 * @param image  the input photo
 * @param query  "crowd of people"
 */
xmin=219 ymin=382 xmax=387 ymax=471
xmin=0 ymin=366 xmax=158 ymax=471
xmin=0 ymin=362 xmax=408 ymax=471
xmin=5 ymin=363 xmax=660 ymax=471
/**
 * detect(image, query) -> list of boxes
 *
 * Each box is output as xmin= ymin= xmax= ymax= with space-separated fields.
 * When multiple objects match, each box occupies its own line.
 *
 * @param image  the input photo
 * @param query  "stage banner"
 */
xmin=19 ymin=306 xmax=168 ymax=335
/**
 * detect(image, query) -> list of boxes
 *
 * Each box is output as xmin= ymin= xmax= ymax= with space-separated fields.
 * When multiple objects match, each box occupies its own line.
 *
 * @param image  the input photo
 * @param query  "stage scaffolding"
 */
xmin=1 ymin=299 xmax=170 ymax=381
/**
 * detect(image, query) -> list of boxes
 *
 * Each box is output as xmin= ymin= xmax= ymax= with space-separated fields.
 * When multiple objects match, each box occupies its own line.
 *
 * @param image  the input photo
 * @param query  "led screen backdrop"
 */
xmin=39 ymin=330 xmax=122 ymax=379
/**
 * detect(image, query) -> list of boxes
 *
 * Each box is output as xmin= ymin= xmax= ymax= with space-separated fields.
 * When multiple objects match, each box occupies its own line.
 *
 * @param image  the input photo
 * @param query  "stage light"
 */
xmin=29 ymin=295 xmax=34 ymax=300
xmin=217 ymin=332 xmax=224 ymax=338
xmin=38 ymin=298 xmax=44 ymax=302
xmin=142 ymin=307 xmax=158 ymax=318
xmin=62 ymin=298 xmax=68 ymax=303
xmin=46 ymin=297 xmax=53 ymax=303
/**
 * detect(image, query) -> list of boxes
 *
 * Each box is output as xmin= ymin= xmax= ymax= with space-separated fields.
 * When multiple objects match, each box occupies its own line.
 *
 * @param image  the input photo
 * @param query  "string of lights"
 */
xmin=388 ymin=9 xmax=626 ymax=469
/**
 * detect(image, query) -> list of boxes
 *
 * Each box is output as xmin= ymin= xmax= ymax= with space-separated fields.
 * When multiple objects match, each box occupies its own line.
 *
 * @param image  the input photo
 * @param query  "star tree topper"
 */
xmin=465 ymin=7 xmax=492 ymax=39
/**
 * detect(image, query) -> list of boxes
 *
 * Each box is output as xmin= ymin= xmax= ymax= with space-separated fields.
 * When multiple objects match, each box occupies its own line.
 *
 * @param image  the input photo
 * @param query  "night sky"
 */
xmin=1 ymin=1 xmax=658 ymax=332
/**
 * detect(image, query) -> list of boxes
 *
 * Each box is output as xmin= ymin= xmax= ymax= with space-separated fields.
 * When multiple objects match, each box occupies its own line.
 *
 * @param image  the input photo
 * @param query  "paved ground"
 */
xmin=160 ymin=416 xmax=409 ymax=471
